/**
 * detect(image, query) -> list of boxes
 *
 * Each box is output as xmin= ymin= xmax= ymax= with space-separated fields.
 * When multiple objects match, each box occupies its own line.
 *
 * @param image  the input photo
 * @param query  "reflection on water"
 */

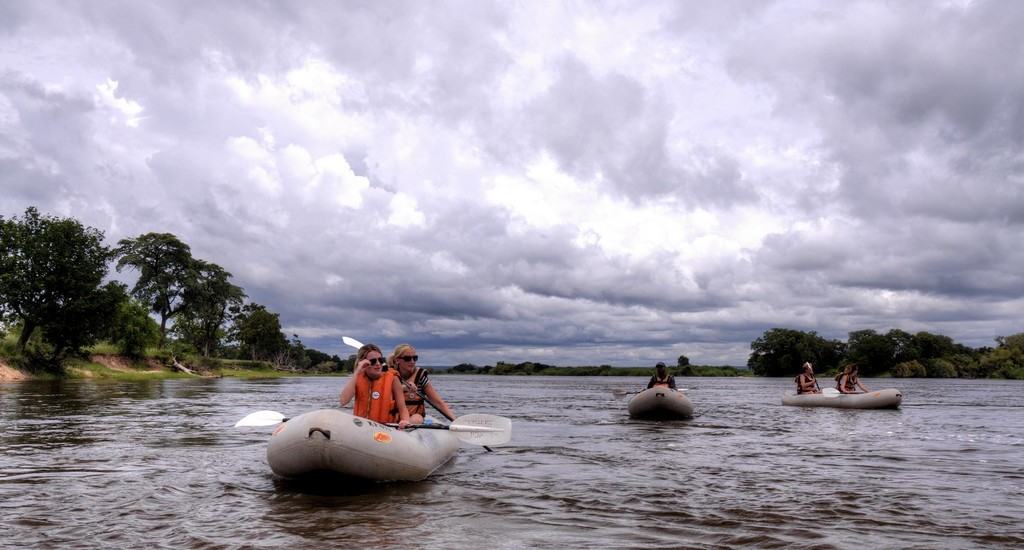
xmin=1 ymin=376 xmax=1022 ymax=548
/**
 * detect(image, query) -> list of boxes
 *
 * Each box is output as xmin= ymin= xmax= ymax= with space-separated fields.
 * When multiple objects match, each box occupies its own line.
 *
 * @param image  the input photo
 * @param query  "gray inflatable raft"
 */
xmin=781 ymin=388 xmax=903 ymax=409
xmin=628 ymin=387 xmax=694 ymax=419
xmin=266 ymin=409 xmax=459 ymax=481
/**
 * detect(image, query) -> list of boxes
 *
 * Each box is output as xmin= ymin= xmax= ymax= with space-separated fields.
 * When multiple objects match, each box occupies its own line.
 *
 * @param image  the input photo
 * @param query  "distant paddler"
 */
xmin=795 ymin=362 xmax=821 ymax=394
xmin=647 ymin=362 xmax=677 ymax=390
xmin=835 ymin=363 xmax=870 ymax=394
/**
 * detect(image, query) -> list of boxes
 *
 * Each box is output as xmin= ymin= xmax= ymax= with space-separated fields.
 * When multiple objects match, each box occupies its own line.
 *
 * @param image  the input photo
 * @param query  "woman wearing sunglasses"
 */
xmin=340 ymin=343 xmax=411 ymax=428
xmin=389 ymin=344 xmax=456 ymax=424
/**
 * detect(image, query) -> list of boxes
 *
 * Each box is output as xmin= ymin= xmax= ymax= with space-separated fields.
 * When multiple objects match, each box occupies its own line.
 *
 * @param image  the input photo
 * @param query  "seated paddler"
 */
xmin=795 ymin=362 xmax=820 ymax=394
xmin=647 ymin=362 xmax=677 ymax=390
xmin=339 ymin=343 xmax=411 ymax=428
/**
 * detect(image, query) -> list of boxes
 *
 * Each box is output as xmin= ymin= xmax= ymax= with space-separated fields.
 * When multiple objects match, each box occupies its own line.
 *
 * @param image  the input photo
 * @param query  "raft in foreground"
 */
xmin=781 ymin=388 xmax=903 ymax=409
xmin=266 ymin=409 xmax=460 ymax=481
xmin=628 ymin=387 xmax=694 ymax=419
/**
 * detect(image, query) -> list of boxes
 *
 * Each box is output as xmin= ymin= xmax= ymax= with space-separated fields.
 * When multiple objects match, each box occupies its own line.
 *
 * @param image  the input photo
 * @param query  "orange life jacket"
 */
xmin=354 ymin=369 xmax=399 ymax=423
xmin=651 ymin=373 xmax=672 ymax=388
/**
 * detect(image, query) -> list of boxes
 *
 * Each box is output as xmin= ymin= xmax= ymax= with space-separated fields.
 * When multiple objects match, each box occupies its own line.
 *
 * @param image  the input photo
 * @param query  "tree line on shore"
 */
xmin=2 ymin=207 xmax=1021 ymax=379
xmin=0 ymin=207 xmax=341 ymax=374
xmin=746 ymin=327 xmax=1023 ymax=379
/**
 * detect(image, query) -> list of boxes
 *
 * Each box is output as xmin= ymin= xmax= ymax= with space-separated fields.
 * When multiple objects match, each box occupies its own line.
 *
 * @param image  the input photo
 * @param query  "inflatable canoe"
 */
xmin=781 ymin=388 xmax=903 ymax=409
xmin=266 ymin=409 xmax=460 ymax=481
xmin=628 ymin=387 xmax=694 ymax=419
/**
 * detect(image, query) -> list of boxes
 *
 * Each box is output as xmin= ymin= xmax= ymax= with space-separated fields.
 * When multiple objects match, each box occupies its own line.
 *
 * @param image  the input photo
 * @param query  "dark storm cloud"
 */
xmin=726 ymin=0 xmax=1024 ymax=224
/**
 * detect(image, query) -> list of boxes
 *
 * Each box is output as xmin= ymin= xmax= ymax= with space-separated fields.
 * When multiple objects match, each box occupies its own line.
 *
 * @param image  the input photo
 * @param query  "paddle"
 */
xmin=235 ymin=410 xmax=288 ymax=427
xmin=342 ymin=336 xmax=365 ymax=349
xmin=235 ymin=410 xmax=510 ymax=446
xmin=343 ymin=335 xmax=498 ymax=451
xmin=389 ymin=413 xmax=511 ymax=446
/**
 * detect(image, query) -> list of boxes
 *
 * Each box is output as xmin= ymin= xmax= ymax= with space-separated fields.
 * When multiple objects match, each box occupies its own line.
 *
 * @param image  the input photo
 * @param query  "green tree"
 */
xmin=174 ymin=261 xmax=245 ymax=357
xmin=845 ymin=329 xmax=896 ymax=376
xmin=114 ymin=233 xmax=195 ymax=348
xmin=747 ymin=328 xmax=846 ymax=376
xmin=0 ymin=207 xmax=123 ymax=370
xmin=229 ymin=303 xmax=287 ymax=361
xmin=978 ymin=333 xmax=1024 ymax=379
xmin=677 ymin=354 xmax=690 ymax=367
xmin=891 ymin=360 xmax=927 ymax=378
xmin=912 ymin=331 xmax=959 ymax=360
xmin=109 ymin=294 xmax=160 ymax=358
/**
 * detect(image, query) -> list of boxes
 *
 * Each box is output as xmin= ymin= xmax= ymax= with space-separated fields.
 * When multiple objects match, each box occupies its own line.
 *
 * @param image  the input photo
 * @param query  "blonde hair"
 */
xmin=835 ymin=363 xmax=858 ymax=380
xmin=356 ymin=343 xmax=383 ymax=363
xmin=388 ymin=343 xmax=416 ymax=370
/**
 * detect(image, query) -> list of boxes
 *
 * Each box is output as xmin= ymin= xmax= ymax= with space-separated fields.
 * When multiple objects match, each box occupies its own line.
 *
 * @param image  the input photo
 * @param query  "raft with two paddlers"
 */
xmin=236 ymin=408 xmax=511 ymax=482
xmin=627 ymin=387 xmax=694 ymax=419
xmin=781 ymin=388 xmax=903 ymax=409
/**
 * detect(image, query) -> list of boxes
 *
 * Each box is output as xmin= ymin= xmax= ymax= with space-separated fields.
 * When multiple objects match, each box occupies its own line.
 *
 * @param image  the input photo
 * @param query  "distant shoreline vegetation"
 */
xmin=435 ymin=362 xmax=751 ymax=377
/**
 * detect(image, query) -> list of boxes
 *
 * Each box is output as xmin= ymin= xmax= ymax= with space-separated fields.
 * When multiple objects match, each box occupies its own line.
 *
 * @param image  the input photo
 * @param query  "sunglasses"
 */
xmin=366 ymin=357 xmax=386 ymax=366
xmin=399 ymin=355 xmax=419 ymax=362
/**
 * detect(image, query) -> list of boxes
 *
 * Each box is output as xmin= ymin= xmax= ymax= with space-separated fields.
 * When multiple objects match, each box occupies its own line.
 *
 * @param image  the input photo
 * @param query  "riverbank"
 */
xmin=0 ymin=355 xmax=331 ymax=382
xmin=0 ymin=360 xmax=28 ymax=382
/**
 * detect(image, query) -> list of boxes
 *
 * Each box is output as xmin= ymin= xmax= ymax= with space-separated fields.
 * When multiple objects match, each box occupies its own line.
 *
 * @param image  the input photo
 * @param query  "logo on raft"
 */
xmin=272 ymin=423 xmax=287 ymax=436
xmin=373 ymin=431 xmax=392 ymax=443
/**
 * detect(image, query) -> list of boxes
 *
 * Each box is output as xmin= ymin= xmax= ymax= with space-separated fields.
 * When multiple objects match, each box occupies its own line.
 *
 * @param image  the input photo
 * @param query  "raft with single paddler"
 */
xmin=235 ymin=408 xmax=511 ymax=482
xmin=781 ymin=388 xmax=903 ymax=409
xmin=627 ymin=387 xmax=694 ymax=419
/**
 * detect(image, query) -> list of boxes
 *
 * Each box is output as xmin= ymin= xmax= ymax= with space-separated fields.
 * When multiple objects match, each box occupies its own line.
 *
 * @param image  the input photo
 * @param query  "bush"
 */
xmin=926 ymin=358 xmax=958 ymax=378
xmin=892 ymin=360 xmax=927 ymax=378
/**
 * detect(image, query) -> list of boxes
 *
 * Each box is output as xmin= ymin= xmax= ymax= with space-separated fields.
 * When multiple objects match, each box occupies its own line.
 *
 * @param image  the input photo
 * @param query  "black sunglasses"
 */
xmin=399 ymin=355 xmax=418 ymax=362
xmin=367 ymin=357 xmax=386 ymax=366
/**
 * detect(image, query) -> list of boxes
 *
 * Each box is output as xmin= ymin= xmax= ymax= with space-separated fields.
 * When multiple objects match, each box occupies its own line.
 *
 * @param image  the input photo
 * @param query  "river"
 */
xmin=1 ymin=376 xmax=1022 ymax=549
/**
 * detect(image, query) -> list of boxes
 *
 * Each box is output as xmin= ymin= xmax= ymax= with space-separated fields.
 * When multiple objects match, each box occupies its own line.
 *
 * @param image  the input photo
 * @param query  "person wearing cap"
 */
xmin=647 ymin=362 xmax=677 ymax=390
xmin=795 ymin=362 xmax=821 ymax=394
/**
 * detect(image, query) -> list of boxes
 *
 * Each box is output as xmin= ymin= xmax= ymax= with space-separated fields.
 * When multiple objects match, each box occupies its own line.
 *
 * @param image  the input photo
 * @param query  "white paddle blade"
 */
xmin=821 ymin=388 xmax=840 ymax=396
xmin=234 ymin=410 xmax=286 ymax=427
xmin=342 ymin=336 xmax=365 ymax=349
xmin=451 ymin=413 xmax=511 ymax=446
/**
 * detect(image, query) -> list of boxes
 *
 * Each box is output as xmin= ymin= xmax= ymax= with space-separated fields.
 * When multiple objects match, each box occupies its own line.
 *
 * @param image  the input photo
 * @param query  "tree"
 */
xmin=845 ymin=329 xmax=896 ymax=376
xmin=229 ymin=303 xmax=287 ymax=361
xmin=747 ymin=328 xmax=846 ymax=376
xmin=108 ymin=294 xmax=160 ymax=358
xmin=114 ymin=233 xmax=195 ymax=348
xmin=0 ymin=207 xmax=122 ymax=369
xmin=677 ymin=355 xmax=690 ymax=367
xmin=174 ymin=260 xmax=245 ymax=357
xmin=912 ymin=331 xmax=958 ymax=360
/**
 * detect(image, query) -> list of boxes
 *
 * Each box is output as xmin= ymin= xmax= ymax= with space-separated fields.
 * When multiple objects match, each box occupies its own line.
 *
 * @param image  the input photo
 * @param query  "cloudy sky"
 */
xmin=2 ymin=1 xmax=1022 ymax=366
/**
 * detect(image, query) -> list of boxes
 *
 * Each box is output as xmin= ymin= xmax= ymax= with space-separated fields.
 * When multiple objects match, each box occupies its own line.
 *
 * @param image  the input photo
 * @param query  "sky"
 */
xmin=1 ymin=0 xmax=1022 ymax=367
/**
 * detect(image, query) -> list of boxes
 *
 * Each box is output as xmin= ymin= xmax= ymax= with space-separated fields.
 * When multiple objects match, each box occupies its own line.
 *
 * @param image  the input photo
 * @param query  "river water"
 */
xmin=1 ymin=375 xmax=1022 ymax=549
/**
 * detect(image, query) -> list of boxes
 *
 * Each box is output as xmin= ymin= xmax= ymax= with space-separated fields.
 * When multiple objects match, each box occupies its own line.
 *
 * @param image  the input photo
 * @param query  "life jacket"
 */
xmin=651 ymin=373 xmax=672 ymax=388
xmin=399 ymin=368 xmax=430 ymax=417
xmin=835 ymin=373 xmax=858 ymax=392
xmin=354 ymin=369 xmax=399 ymax=423
xmin=795 ymin=373 xmax=817 ymax=394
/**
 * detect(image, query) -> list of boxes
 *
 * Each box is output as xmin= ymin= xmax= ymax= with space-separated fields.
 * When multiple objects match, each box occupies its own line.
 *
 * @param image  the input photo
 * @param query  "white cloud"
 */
xmin=2 ymin=1 xmax=1022 ymax=366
